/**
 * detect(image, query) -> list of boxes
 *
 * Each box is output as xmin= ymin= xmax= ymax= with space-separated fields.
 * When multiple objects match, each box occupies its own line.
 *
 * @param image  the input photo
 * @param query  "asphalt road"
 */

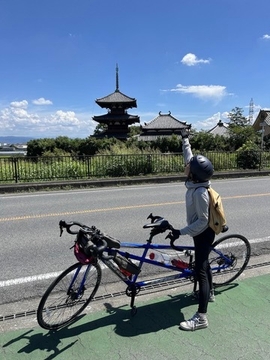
xmin=1 ymin=176 xmax=270 ymax=309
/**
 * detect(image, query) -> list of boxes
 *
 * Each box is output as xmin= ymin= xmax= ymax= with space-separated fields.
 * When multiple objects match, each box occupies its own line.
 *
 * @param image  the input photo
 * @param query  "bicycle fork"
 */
xmin=67 ymin=265 xmax=91 ymax=300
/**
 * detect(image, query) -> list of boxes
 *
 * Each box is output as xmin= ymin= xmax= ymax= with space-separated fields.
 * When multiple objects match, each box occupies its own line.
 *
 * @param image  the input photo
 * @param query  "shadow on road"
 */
xmin=2 ymin=283 xmax=237 ymax=359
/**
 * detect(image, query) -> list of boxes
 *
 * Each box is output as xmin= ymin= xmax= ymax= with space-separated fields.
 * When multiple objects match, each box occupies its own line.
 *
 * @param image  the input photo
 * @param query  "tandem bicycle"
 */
xmin=37 ymin=214 xmax=251 ymax=330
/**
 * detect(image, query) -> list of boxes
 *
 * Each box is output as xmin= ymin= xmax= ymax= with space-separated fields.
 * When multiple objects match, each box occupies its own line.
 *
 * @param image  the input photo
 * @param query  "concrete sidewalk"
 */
xmin=1 ymin=272 xmax=270 ymax=360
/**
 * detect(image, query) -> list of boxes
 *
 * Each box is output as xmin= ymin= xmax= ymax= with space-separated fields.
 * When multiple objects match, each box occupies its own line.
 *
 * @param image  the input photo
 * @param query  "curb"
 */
xmin=0 ymin=170 xmax=269 ymax=194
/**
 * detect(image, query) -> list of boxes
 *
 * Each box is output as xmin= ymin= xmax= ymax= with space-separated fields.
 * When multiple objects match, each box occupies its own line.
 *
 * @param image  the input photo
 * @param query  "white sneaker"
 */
xmin=179 ymin=312 xmax=208 ymax=331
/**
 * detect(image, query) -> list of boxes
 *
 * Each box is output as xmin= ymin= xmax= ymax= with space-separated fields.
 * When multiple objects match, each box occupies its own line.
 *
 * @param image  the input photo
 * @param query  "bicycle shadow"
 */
xmin=2 ymin=330 xmax=78 ymax=360
xmin=2 ymin=283 xmax=237 ymax=359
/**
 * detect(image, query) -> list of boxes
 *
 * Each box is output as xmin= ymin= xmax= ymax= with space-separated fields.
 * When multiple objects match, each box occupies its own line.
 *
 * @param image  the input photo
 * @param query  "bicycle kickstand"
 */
xmin=129 ymin=287 xmax=138 ymax=316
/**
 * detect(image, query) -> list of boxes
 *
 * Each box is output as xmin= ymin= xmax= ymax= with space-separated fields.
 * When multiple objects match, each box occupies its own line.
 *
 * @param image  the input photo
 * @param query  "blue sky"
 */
xmin=1 ymin=0 xmax=270 ymax=139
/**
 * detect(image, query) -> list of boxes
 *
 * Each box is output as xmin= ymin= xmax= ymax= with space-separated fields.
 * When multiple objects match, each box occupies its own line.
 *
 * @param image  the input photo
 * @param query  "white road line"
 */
xmin=0 ymin=263 xmax=108 ymax=288
xmin=0 ymin=272 xmax=61 ymax=288
xmin=0 ymin=237 xmax=269 ymax=288
xmin=249 ymin=236 xmax=270 ymax=244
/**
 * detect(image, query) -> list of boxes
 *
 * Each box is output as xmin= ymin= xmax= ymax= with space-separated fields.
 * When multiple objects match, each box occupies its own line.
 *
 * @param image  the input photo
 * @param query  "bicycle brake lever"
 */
xmin=59 ymin=221 xmax=64 ymax=237
xmin=59 ymin=219 xmax=69 ymax=237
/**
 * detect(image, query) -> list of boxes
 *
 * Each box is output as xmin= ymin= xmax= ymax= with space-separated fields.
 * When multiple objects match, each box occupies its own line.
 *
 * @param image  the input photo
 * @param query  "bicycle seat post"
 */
xmin=147 ymin=233 xmax=154 ymax=244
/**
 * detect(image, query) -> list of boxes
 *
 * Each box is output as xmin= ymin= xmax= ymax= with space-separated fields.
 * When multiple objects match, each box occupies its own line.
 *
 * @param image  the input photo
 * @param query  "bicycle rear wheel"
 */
xmin=37 ymin=262 xmax=102 ymax=330
xmin=209 ymin=234 xmax=251 ymax=287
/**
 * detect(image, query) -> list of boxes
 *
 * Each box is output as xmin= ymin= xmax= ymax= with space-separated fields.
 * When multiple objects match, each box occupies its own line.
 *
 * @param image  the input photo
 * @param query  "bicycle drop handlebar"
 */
xmin=59 ymin=219 xmax=95 ymax=235
xmin=59 ymin=220 xmax=110 ymax=258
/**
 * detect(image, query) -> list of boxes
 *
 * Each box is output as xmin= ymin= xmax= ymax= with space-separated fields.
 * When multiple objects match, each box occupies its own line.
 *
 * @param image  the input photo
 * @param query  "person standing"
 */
xmin=172 ymin=129 xmax=215 ymax=331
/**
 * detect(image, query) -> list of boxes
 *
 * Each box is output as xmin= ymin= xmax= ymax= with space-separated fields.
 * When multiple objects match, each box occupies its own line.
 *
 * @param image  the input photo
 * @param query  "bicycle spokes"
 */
xmin=210 ymin=234 xmax=251 ymax=286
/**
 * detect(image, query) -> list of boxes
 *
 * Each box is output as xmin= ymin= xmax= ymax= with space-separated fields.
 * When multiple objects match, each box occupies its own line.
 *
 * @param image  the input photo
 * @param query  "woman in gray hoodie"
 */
xmin=173 ymin=131 xmax=215 ymax=331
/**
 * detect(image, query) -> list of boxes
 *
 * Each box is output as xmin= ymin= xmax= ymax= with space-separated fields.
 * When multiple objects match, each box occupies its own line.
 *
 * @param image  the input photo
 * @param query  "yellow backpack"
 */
xmin=207 ymin=187 xmax=227 ymax=235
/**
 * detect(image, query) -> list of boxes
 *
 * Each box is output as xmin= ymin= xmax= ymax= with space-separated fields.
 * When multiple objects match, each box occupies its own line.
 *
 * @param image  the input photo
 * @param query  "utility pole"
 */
xmin=260 ymin=121 xmax=265 ymax=150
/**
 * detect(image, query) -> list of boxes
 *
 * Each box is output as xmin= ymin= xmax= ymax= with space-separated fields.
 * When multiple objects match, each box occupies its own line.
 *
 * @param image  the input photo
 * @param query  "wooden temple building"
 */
xmin=92 ymin=65 xmax=140 ymax=139
xmin=137 ymin=111 xmax=191 ymax=141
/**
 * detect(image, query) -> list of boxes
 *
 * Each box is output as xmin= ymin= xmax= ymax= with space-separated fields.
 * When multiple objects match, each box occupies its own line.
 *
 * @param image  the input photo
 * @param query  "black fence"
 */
xmin=0 ymin=152 xmax=270 ymax=183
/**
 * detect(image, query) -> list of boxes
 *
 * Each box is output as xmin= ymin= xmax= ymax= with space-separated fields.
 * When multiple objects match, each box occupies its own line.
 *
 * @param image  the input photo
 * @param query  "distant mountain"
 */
xmin=0 ymin=136 xmax=35 ymax=144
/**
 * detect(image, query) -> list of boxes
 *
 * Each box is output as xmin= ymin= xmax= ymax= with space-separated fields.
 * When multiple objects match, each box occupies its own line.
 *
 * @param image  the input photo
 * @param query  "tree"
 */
xmin=227 ymin=107 xmax=257 ymax=150
xmin=128 ymin=125 xmax=141 ymax=137
xmin=236 ymin=141 xmax=261 ymax=169
xmin=93 ymin=123 xmax=108 ymax=135
xmin=191 ymin=132 xmax=229 ymax=152
xmin=228 ymin=107 xmax=250 ymax=128
xmin=151 ymin=135 xmax=182 ymax=153
xmin=27 ymin=138 xmax=56 ymax=157
xmin=263 ymin=134 xmax=270 ymax=150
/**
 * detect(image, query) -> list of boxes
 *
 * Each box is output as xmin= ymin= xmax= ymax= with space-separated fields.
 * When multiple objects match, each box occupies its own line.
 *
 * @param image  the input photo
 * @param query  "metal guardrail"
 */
xmin=0 ymin=152 xmax=269 ymax=184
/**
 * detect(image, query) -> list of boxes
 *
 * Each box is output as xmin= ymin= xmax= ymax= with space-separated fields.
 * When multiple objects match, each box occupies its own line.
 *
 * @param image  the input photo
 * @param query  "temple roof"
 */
xmin=93 ymin=113 xmax=140 ymax=124
xmin=142 ymin=111 xmax=189 ymax=130
xmin=208 ymin=120 xmax=229 ymax=137
xmin=95 ymin=90 xmax=137 ymax=109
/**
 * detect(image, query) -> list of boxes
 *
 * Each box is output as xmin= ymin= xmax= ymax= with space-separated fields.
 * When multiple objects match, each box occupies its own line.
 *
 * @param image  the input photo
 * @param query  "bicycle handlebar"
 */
xmin=59 ymin=220 xmax=112 ymax=259
xmin=59 ymin=220 xmax=95 ymax=236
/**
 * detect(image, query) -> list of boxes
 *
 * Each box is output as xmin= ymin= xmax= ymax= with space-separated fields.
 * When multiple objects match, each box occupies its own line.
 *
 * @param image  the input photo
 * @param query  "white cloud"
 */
xmin=49 ymin=110 xmax=80 ymax=125
xmin=0 ymin=99 xmax=94 ymax=137
xmin=0 ymin=104 xmax=40 ymax=132
xmin=10 ymin=100 xmax=28 ymax=109
xmin=170 ymin=84 xmax=228 ymax=101
xmin=262 ymin=34 xmax=270 ymax=40
xmin=194 ymin=111 xmax=229 ymax=130
xmin=181 ymin=53 xmax=211 ymax=66
xmin=196 ymin=112 xmax=221 ymax=129
xmin=32 ymin=97 xmax=53 ymax=105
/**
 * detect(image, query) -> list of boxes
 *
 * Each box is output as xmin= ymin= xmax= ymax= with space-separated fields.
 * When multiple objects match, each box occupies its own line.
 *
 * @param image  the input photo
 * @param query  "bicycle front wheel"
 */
xmin=37 ymin=262 xmax=102 ymax=330
xmin=209 ymin=234 xmax=251 ymax=287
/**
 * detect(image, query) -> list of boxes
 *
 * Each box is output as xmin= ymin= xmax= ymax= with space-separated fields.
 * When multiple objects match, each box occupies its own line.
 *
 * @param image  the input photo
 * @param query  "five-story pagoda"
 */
xmin=92 ymin=65 xmax=140 ymax=139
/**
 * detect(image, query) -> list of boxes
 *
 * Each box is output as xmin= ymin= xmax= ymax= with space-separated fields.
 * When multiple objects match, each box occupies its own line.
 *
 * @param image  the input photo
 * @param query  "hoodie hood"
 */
xmin=185 ymin=179 xmax=211 ymax=190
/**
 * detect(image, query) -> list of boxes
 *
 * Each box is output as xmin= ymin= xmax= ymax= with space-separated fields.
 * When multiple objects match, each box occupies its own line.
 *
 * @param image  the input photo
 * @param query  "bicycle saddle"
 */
xmin=143 ymin=218 xmax=170 ymax=229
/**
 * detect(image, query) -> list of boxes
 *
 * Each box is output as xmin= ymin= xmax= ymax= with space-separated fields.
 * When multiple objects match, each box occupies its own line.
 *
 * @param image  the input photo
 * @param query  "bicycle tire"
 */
xmin=37 ymin=262 xmax=102 ymax=330
xmin=209 ymin=234 xmax=251 ymax=287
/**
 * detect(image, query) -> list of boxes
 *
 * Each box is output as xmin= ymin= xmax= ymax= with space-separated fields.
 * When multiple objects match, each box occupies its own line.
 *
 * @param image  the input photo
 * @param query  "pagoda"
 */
xmin=92 ymin=65 xmax=140 ymax=139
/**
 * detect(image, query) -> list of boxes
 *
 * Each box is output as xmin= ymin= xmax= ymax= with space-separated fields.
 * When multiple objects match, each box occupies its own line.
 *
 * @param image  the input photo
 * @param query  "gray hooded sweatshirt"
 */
xmin=179 ymin=138 xmax=210 ymax=237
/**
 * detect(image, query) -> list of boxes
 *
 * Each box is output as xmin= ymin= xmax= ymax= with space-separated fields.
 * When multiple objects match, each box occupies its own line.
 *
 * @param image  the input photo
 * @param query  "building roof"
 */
xmin=142 ymin=111 xmax=189 ymax=130
xmin=253 ymin=109 xmax=270 ymax=137
xmin=95 ymin=90 xmax=137 ymax=109
xmin=253 ymin=109 xmax=270 ymax=129
xmin=208 ymin=120 xmax=229 ymax=137
xmin=92 ymin=113 xmax=140 ymax=124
